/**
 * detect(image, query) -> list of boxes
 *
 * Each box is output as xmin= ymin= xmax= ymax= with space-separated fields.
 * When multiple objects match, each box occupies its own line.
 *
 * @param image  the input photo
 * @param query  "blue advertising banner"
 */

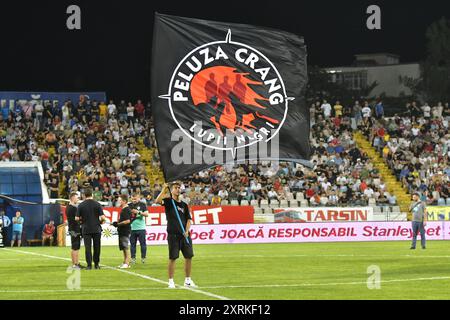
xmin=0 ymin=91 xmax=107 ymax=112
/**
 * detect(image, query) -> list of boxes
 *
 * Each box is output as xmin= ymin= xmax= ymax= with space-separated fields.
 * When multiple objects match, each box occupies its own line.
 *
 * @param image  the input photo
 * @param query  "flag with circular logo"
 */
xmin=151 ymin=13 xmax=310 ymax=182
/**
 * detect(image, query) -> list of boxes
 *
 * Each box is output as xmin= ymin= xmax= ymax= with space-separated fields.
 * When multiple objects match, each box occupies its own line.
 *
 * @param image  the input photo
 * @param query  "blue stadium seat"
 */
xmin=27 ymin=183 xmax=42 ymax=194
xmin=27 ymin=175 xmax=41 ymax=183
xmin=0 ymin=184 xmax=13 ymax=195
xmin=13 ymin=183 xmax=28 ymax=194
xmin=14 ymin=175 xmax=27 ymax=183
xmin=0 ymin=174 xmax=12 ymax=183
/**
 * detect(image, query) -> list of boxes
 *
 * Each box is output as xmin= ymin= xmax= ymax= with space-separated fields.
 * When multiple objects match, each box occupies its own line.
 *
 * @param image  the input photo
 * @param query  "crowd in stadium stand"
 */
xmin=172 ymin=100 xmax=398 ymax=207
xmin=363 ymin=101 xmax=450 ymax=205
xmin=0 ymin=96 xmax=153 ymax=207
xmin=1 ymin=95 xmax=448 ymax=208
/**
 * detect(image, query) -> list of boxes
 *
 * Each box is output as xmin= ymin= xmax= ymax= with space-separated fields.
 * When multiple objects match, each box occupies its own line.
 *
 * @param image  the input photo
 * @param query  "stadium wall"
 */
xmin=5 ymin=203 xmax=62 ymax=243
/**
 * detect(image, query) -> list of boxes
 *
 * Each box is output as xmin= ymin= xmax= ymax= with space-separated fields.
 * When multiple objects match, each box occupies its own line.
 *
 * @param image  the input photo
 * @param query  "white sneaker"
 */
xmin=168 ymin=282 xmax=176 ymax=289
xmin=184 ymin=280 xmax=197 ymax=288
xmin=118 ymin=263 xmax=130 ymax=269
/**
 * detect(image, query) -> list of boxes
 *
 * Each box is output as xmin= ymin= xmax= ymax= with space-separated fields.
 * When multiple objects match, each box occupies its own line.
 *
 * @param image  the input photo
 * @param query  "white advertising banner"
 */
xmin=66 ymin=221 xmax=448 ymax=246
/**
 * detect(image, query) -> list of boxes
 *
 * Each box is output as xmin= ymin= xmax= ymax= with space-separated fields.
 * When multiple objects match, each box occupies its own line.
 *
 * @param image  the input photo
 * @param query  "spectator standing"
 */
xmin=99 ymin=101 xmax=107 ymax=121
xmin=127 ymin=103 xmax=135 ymax=125
xmin=11 ymin=210 xmax=24 ymax=247
xmin=421 ymin=103 xmax=431 ymax=120
xmin=107 ymin=100 xmax=117 ymax=118
xmin=135 ymin=100 xmax=145 ymax=119
xmin=34 ymin=101 xmax=44 ymax=130
xmin=375 ymin=100 xmax=384 ymax=119
xmin=118 ymin=100 xmax=127 ymax=121
xmin=61 ymin=102 xmax=70 ymax=127
xmin=333 ymin=101 xmax=344 ymax=118
xmin=321 ymin=100 xmax=332 ymax=119
xmin=361 ymin=102 xmax=372 ymax=122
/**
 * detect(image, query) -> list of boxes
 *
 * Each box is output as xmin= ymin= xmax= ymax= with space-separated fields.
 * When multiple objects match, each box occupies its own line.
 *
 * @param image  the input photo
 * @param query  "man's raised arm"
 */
xmin=155 ymin=183 xmax=170 ymax=205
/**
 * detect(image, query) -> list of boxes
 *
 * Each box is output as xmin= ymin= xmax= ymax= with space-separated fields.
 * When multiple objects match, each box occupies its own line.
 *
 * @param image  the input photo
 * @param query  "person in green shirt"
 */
xmin=93 ymin=187 xmax=103 ymax=202
xmin=129 ymin=192 xmax=149 ymax=264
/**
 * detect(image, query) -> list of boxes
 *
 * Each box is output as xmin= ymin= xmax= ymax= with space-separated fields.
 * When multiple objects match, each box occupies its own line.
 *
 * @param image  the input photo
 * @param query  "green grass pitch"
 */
xmin=1 ymin=241 xmax=450 ymax=300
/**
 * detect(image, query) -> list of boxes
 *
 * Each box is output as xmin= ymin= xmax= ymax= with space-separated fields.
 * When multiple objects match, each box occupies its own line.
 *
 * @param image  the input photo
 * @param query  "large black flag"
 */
xmin=151 ymin=13 xmax=310 ymax=182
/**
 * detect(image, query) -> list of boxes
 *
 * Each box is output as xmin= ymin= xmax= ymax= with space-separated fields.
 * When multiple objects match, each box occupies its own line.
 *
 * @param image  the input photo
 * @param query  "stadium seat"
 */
xmin=221 ymin=200 xmax=229 ymax=205
xmin=286 ymin=192 xmax=294 ymax=200
xmin=447 ymin=198 xmax=450 ymax=206
xmin=250 ymin=199 xmax=259 ymax=206
xmin=289 ymin=200 xmax=299 ymax=207
xmin=437 ymin=198 xmax=446 ymax=206
xmin=230 ymin=200 xmax=239 ymax=206
xmin=368 ymin=198 xmax=376 ymax=207
xmin=260 ymin=199 xmax=269 ymax=208
xmin=240 ymin=200 xmax=249 ymax=206
xmin=262 ymin=208 xmax=273 ymax=214
xmin=269 ymin=199 xmax=280 ymax=208
xmin=392 ymin=206 xmax=401 ymax=213
xmin=300 ymin=200 xmax=309 ymax=207
xmin=279 ymin=200 xmax=289 ymax=207
xmin=373 ymin=206 xmax=381 ymax=214
xmin=295 ymin=192 xmax=305 ymax=200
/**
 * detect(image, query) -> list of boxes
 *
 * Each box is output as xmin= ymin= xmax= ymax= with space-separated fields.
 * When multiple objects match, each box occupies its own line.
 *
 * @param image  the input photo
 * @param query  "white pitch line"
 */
xmin=0 ymin=258 xmax=57 ymax=261
xmin=4 ymin=250 xmax=450 ymax=259
xmin=4 ymin=249 xmax=230 ymax=300
xmin=4 ymin=276 xmax=450 ymax=294
xmin=0 ymin=287 xmax=170 ymax=294
xmin=199 ymin=276 xmax=450 ymax=289
xmin=100 ymin=253 xmax=450 ymax=259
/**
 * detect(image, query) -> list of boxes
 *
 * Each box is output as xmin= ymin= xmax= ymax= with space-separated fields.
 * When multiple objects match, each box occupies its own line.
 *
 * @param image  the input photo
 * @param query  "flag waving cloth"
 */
xmin=151 ymin=13 xmax=310 ymax=182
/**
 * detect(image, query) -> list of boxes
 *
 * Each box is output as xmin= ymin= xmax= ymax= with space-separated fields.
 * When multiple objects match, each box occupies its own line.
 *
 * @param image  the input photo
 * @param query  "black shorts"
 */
xmin=119 ymin=235 xmax=130 ymax=251
xmin=168 ymin=234 xmax=194 ymax=260
xmin=70 ymin=234 xmax=81 ymax=251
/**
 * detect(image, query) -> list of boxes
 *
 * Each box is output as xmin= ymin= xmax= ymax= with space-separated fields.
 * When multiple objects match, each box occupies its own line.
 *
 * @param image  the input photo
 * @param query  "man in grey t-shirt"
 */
xmin=410 ymin=192 xmax=427 ymax=249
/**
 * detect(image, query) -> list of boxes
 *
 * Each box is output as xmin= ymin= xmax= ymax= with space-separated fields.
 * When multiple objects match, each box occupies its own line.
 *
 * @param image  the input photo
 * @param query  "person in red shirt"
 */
xmin=305 ymin=185 xmax=315 ymax=199
xmin=273 ymin=178 xmax=282 ymax=192
xmin=134 ymin=100 xmax=145 ymax=118
xmin=360 ymin=181 xmax=368 ymax=192
xmin=42 ymin=220 xmax=56 ymax=246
